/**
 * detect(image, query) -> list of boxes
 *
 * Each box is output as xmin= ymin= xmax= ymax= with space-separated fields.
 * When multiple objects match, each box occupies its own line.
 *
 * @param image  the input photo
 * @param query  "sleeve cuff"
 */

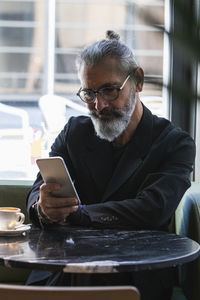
xmin=67 ymin=205 xmax=91 ymax=226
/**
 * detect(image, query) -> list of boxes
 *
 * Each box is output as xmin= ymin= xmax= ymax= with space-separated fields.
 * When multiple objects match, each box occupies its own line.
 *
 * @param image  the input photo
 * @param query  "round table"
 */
xmin=0 ymin=225 xmax=199 ymax=273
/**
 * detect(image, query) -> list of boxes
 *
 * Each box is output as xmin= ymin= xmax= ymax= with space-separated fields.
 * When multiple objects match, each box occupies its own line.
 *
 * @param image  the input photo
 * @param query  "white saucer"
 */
xmin=0 ymin=224 xmax=31 ymax=236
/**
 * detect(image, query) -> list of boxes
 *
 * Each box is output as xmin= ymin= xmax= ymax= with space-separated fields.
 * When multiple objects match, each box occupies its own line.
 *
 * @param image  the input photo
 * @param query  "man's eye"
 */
xmin=81 ymin=90 xmax=93 ymax=97
xmin=101 ymin=87 xmax=116 ymax=95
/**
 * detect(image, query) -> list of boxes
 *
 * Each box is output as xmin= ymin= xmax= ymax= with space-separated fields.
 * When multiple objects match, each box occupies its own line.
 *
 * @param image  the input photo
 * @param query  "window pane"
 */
xmin=0 ymin=0 xmax=44 ymax=96
xmin=0 ymin=1 xmax=34 ymax=21
xmin=0 ymin=0 xmax=166 ymax=180
xmin=0 ymin=27 xmax=33 ymax=47
xmin=55 ymin=0 xmax=164 ymax=113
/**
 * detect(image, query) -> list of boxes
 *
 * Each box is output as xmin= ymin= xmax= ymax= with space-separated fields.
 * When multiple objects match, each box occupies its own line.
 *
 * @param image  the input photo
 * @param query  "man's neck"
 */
xmin=114 ymin=98 xmax=143 ymax=147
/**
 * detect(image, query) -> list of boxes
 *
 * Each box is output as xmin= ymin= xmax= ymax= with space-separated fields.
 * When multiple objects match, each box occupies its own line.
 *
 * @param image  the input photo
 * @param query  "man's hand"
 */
xmin=38 ymin=182 xmax=79 ymax=223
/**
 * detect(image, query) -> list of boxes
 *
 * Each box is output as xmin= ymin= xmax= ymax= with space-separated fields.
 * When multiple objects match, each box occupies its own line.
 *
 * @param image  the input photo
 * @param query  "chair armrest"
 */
xmin=175 ymin=182 xmax=200 ymax=300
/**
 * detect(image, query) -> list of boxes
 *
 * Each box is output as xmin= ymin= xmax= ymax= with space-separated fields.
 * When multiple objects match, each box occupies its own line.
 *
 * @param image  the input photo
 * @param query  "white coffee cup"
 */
xmin=0 ymin=207 xmax=25 ymax=230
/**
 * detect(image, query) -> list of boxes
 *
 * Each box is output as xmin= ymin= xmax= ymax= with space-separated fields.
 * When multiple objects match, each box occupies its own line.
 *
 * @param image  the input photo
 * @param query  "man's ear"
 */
xmin=133 ymin=67 xmax=144 ymax=92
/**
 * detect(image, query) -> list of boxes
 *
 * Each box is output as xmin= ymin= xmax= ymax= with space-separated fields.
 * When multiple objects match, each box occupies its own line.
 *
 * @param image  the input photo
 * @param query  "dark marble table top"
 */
xmin=0 ymin=225 xmax=200 ymax=273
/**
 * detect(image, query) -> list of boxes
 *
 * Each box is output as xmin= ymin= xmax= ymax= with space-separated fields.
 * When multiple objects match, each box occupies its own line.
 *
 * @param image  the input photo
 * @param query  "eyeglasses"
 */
xmin=77 ymin=74 xmax=130 ymax=104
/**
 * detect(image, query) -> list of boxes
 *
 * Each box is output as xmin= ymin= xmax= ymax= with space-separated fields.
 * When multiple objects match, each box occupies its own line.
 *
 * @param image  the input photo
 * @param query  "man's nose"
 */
xmin=95 ymin=93 xmax=109 ymax=111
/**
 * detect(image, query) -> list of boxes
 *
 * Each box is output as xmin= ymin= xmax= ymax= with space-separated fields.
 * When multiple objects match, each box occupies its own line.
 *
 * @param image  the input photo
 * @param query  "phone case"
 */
xmin=36 ymin=156 xmax=81 ymax=204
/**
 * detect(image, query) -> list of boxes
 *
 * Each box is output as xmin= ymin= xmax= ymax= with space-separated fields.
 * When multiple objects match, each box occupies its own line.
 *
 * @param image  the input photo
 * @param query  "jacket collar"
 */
xmin=82 ymin=104 xmax=153 ymax=200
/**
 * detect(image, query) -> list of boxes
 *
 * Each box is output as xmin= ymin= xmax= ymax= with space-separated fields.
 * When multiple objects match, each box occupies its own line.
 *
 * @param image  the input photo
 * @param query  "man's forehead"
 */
xmin=82 ymin=56 xmax=123 ymax=72
xmin=79 ymin=60 xmax=124 ymax=87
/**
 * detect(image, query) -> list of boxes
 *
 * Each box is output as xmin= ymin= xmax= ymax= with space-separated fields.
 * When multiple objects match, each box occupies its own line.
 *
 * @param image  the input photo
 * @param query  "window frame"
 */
xmin=167 ymin=0 xmax=199 ymax=180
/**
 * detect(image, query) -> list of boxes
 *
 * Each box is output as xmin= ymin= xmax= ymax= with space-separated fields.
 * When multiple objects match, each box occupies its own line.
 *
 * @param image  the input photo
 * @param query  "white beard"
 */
xmin=89 ymin=88 xmax=136 ymax=142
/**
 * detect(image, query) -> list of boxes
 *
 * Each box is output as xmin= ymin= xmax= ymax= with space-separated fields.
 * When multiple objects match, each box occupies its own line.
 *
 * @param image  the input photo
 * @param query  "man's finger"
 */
xmin=48 ymin=197 xmax=79 ymax=208
xmin=45 ymin=205 xmax=79 ymax=222
xmin=40 ymin=194 xmax=78 ymax=208
xmin=40 ymin=182 xmax=61 ymax=194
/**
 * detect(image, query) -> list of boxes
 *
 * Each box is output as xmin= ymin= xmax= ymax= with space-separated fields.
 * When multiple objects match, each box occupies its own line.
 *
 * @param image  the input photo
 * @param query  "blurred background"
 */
xmin=0 ymin=0 xmax=199 ymax=181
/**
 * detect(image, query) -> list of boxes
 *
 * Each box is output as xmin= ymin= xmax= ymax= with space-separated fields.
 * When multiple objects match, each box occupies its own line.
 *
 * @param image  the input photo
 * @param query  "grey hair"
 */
xmin=76 ymin=30 xmax=138 ymax=76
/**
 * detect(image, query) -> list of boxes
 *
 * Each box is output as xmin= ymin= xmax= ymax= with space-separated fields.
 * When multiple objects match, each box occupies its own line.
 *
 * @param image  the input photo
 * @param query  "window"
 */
xmin=196 ymin=65 xmax=200 ymax=181
xmin=167 ymin=0 xmax=199 ymax=181
xmin=0 ymin=0 xmax=166 ymax=179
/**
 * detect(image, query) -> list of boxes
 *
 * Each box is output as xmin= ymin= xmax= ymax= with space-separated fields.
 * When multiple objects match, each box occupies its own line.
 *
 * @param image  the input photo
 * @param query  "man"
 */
xmin=26 ymin=31 xmax=195 ymax=299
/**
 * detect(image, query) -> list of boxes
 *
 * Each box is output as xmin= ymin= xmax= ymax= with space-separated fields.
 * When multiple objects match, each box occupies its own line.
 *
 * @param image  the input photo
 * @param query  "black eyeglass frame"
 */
xmin=76 ymin=74 xmax=131 ymax=104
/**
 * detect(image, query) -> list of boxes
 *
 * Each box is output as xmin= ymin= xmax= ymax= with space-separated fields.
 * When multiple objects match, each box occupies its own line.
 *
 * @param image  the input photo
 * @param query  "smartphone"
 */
xmin=36 ymin=156 xmax=81 ymax=204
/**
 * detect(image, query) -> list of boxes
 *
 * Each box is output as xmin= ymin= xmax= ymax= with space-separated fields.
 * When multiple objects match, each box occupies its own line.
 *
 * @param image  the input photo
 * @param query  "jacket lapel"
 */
xmin=102 ymin=142 xmax=143 ymax=201
xmin=81 ymin=105 xmax=153 ymax=201
xmin=102 ymin=105 xmax=153 ymax=201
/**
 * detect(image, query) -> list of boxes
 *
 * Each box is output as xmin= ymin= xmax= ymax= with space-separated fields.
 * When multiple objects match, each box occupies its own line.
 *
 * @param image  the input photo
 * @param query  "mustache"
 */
xmin=90 ymin=107 xmax=122 ymax=119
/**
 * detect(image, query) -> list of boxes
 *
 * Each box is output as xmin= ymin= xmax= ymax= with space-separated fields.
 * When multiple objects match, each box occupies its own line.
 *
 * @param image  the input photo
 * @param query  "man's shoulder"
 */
xmin=64 ymin=115 xmax=95 ymax=140
xmin=68 ymin=115 xmax=93 ymax=131
xmin=142 ymin=105 xmax=173 ymax=141
xmin=151 ymin=113 xmax=195 ymax=150
xmin=56 ymin=115 xmax=94 ymax=150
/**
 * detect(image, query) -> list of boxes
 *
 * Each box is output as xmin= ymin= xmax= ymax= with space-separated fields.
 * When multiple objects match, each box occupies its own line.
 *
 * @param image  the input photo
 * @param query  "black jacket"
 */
xmin=27 ymin=105 xmax=195 ymax=231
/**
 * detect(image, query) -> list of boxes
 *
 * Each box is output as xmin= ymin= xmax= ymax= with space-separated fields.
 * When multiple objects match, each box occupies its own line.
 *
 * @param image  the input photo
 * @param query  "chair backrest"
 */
xmin=0 ymin=183 xmax=33 ymax=284
xmin=175 ymin=182 xmax=200 ymax=300
xmin=0 ymin=285 xmax=140 ymax=300
xmin=0 ymin=183 xmax=32 ymax=223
